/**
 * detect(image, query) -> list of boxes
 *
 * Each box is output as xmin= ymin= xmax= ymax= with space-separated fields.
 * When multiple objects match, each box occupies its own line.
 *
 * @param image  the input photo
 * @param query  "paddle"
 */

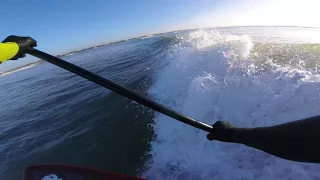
xmin=25 ymin=48 xmax=213 ymax=132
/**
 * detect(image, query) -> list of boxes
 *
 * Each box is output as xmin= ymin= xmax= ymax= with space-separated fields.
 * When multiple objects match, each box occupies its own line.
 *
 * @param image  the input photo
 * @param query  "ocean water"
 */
xmin=1 ymin=26 xmax=320 ymax=179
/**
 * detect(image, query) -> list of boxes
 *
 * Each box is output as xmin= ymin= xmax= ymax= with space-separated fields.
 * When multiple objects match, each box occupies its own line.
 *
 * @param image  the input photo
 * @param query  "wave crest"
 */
xmin=144 ymin=29 xmax=320 ymax=179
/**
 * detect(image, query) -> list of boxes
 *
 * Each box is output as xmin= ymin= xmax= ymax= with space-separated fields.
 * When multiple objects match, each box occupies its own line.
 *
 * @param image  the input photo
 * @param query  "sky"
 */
xmin=1 ymin=0 xmax=319 ymax=71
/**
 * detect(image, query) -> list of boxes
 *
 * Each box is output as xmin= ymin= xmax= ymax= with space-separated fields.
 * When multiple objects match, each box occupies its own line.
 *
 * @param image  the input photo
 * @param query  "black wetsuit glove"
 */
xmin=207 ymin=116 xmax=320 ymax=163
xmin=2 ymin=35 xmax=37 ymax=60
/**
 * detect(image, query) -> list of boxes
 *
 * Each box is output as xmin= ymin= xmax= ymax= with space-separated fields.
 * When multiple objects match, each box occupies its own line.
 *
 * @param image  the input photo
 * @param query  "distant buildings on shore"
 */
xmin=0 ymin=61 xmax=43 ymax=76
xmin=0 ymin=32 xmax=168 ymax=77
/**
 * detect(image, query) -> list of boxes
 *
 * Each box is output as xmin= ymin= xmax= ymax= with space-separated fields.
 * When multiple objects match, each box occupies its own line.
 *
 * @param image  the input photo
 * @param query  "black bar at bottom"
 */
xmin=26 ymin=48 xmax=213 ymax=132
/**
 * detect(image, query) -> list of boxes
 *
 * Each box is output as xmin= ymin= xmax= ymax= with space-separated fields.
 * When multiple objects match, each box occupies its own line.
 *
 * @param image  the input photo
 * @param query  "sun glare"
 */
xmin=189 ymin=0 xmax=320 ymax=28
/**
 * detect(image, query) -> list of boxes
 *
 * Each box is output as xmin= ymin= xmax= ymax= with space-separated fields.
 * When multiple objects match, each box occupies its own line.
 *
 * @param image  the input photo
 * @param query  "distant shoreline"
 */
xmin=0 ymin=61 xmax=44 ymax=76
xmin=56 ymin=32 xmax=170 ymax=57
xmin=0 ymin=32 xmax=171 ymax=76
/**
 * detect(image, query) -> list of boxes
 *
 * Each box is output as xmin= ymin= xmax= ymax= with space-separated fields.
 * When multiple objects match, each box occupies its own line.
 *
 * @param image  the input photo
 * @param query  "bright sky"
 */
xmin=1 ymin=0 xmax=319 ymax=71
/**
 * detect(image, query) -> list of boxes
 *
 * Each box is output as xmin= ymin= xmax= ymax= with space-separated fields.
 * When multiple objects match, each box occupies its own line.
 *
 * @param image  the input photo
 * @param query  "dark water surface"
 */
xmin=0 ymin=36 xmax=176 ymax=179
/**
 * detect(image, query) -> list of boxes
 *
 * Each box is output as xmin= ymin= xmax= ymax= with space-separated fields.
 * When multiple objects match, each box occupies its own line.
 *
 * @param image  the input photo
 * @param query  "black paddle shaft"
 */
xmin=26 ymin=48 xmax=213 ymax=132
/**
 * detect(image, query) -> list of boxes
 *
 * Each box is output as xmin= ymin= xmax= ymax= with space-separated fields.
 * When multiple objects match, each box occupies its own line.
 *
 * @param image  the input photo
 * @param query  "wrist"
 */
xmin=231 ymin=128 xmax=250 ymax=144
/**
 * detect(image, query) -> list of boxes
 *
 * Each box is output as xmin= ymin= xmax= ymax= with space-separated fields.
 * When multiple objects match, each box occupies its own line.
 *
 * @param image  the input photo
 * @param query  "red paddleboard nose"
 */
xmin=25 ymin=164 xmax=145 ymax=180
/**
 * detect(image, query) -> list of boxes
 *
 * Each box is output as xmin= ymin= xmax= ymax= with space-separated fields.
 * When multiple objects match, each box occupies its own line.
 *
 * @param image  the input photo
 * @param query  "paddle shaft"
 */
xmin=26 ymin=48 xmax=213 ymax=132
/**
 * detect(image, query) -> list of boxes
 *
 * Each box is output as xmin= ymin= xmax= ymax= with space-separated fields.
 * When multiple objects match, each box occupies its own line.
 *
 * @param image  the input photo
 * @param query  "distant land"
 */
xmin=0 ymin=33 xmax=165 ymax=76
xmin=0 ymin=61 xmax=44 ymax=76
xmin=56 ymin=33 xmax=166 ymax=57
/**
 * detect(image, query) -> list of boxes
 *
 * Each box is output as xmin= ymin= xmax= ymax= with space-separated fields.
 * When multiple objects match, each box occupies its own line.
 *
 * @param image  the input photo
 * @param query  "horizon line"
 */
xmin=2 ymin=25 xmax=319 ymax=73
xmin=58 ymin=25 xmax=320 ymax=56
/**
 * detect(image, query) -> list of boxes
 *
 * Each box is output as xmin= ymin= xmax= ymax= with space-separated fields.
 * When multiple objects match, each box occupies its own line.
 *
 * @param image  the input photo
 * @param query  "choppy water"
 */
xmin=1 ymin=26 xmax=320 ymax=179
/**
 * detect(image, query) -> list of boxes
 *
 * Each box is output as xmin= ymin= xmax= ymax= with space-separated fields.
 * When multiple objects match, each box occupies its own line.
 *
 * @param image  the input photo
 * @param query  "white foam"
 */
xmin=143 ymin=30 xmax=320 ymax=179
